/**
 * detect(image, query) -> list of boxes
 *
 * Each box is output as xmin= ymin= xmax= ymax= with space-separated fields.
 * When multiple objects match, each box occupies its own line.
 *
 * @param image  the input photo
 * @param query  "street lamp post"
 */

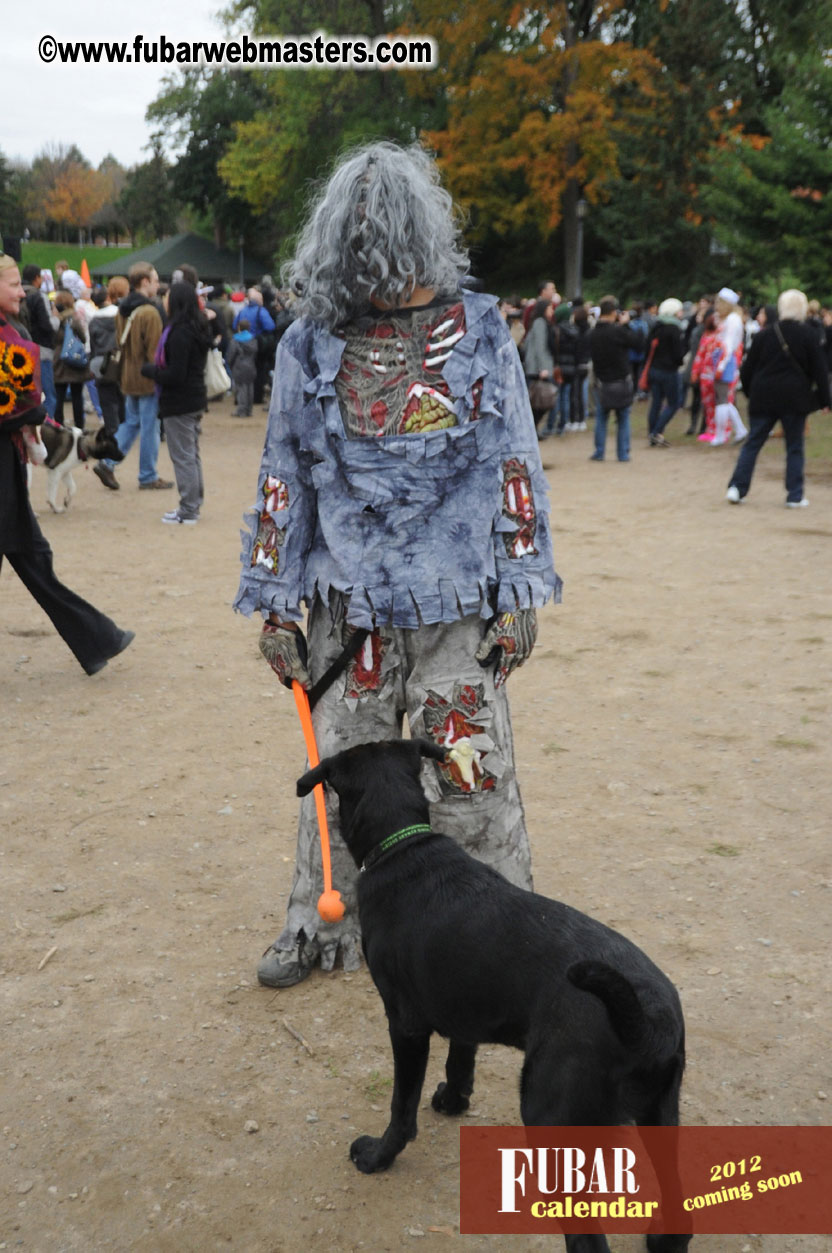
xmin=575 ymin=198 xmax=588 ymax=303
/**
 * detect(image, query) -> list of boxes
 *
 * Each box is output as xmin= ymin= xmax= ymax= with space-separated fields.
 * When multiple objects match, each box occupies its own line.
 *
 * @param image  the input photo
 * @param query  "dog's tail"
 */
xmin=567 ymin=959 xmax=676 ymax=1062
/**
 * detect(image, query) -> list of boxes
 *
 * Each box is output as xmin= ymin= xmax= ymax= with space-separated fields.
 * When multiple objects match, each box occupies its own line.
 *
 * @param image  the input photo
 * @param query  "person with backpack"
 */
xmin=53 ymin=292 xmax=91 ymax=429
xmin=232 ymin=287 xmax=276 ymax=407
xmin=94 ymin=262 xmax=171 ymax=492
xmin=226 ymin=318 xmax=259 ymax=417
xmin=88 ymin=277 xmax=128 ymax=435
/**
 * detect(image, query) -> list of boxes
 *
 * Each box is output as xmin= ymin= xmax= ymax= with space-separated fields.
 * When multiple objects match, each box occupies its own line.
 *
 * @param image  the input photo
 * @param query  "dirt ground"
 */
xmin=2 ymin=395 xmax=830 ymax=1253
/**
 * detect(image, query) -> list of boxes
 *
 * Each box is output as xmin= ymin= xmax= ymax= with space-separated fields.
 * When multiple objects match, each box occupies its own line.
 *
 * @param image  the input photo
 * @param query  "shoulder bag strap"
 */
xmin=773 ymin=321 xmax=812 ymax=386
xmin=118 ymin=309 xmax=139 ymax=348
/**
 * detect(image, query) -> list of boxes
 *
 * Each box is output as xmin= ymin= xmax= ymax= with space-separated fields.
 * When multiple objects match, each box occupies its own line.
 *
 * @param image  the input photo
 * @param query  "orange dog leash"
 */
xmin=292 ymin=680 xmax=345 ymax=923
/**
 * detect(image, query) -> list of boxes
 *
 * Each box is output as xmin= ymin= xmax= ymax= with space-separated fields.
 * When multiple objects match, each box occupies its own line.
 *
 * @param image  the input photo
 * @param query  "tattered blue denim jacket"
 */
xmin=234 ymin=291 xmax=561 ymax=629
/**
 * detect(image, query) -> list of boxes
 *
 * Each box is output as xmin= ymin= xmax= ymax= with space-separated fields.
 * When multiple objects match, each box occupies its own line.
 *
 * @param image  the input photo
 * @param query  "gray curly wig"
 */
xmin=283 ymin=142 xmax=469 ymax=329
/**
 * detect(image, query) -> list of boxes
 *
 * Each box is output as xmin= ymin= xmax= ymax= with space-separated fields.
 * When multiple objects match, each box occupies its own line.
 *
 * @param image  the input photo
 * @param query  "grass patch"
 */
xmin=770 ymin=736 xmax=817 ymax=751
xmin=21 ymin=241 xmax=133 ymax=278
xmin=364 ymin=1070 xmax=392 ymax=1102
xmin=543 ymin=742 xmax=569 ymax=755
xmin=707 ymin=843 xmax=741 ymax=857
xmin=629 ymin=393 xmax=832 ymax=470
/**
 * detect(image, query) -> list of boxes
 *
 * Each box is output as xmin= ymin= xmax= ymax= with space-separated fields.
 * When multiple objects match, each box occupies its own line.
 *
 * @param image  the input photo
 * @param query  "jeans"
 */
xmin=648 ymin=368 xmax=681 ymax=435
xmin=554 ymin=379 xmax=572 ymax=431
xmin=593 ymin=398 xmax=631 ymax=461
xmin=40 ymin=358 xmax=57 ymax=417
xmin=86 ymin=380 xmax=103 ymax=419
xmin=728 ymin=411 xmax=806 ymax=502
xmin=104 ymin=392 xmax=160 ymax=484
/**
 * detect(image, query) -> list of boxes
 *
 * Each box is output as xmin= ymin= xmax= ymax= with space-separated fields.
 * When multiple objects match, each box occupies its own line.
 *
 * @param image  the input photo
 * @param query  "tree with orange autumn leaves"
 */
xmin=49 ymin=164 xmax=108 ymax=235
xmin=409 ymin=1 xmax=656 ymax=233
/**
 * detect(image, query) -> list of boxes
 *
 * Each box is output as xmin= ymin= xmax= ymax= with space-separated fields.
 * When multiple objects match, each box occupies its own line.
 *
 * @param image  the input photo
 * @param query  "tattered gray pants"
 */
xmin=275 ymin=597 xmax=533 ymax=972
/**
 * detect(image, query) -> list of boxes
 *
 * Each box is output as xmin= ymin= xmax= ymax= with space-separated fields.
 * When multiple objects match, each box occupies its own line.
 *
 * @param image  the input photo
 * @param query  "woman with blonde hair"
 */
xmin=726 ymin=289 xmax=830 ymax=507
xmin=0 ymin=255 xmax=134 ymax=673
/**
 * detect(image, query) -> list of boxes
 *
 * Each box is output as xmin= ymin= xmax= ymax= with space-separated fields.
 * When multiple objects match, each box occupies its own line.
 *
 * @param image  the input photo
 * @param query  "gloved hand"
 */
xmin=474 ymin=609 xmax=538 ymax=688
xmin=259 ymin=620 xmax=311 ymax=690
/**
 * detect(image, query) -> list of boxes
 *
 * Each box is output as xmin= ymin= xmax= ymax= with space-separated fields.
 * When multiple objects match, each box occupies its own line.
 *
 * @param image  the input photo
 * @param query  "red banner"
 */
xmin=460 ymin=1126 xmax=832 ymax=1235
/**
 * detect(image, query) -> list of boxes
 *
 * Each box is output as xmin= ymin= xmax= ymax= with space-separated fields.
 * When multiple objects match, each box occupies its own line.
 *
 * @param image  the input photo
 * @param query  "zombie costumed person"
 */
xmin=234 ymin=143 xmax=561 ymax=988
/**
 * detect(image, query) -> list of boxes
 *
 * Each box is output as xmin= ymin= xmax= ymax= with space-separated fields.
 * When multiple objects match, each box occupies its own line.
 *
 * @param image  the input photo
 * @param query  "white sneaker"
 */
xmin=162 ymin=510 xmax=198 ymax=525
xmin=578 ymin=421 xmax=587 ymax=430
xmin=725 ymin=485 xmax=742 ymax=503
xmin=786 ymin=498 xmax=809 ymax=508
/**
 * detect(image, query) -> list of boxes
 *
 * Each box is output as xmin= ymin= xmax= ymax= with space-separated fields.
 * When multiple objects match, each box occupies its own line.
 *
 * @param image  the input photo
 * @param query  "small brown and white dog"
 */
xmin=37 ymin=422 xmax=123 ymax=513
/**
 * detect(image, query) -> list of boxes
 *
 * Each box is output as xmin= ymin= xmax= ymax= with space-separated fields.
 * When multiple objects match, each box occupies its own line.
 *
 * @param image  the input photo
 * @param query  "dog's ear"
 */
xmin=413 ymin=737 xmax=447 ymax=764
xmin=296 ymin=760 xmax=329 ymax=797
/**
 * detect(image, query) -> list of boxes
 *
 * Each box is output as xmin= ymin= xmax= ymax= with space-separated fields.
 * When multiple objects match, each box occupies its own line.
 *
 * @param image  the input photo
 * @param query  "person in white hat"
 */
xmin=711 ymin=288 xmax=748 ymax=445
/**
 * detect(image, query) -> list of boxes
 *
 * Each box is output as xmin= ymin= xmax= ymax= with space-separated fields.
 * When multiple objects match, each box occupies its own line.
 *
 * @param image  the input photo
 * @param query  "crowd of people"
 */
xmin=508 ymin=282 xmax=831 ymax=503
xmin=0 ymin=249 xmax=296 ymax=672
xmin=8 ymin=257 xmax=296 ymax=522
xmin=2 ymin=187 xmax=830 ymax=700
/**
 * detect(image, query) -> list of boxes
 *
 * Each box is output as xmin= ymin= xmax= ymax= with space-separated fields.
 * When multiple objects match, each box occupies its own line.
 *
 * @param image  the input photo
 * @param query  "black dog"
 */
xmin=298 ymin=738 xmax=690 ymax=1253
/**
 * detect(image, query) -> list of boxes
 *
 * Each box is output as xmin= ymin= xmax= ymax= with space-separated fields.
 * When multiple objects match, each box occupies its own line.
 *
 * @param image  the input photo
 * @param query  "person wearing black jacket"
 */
xmin=141 ymin=282 xmax=211 ymax=525
xmin=588 ymin=296 xmax=645 ymax=462
xmin=646 ymin=297 xmax=686 ymax=446
xmin=571 ymin=303 xmax=592 ymax=428
xmin=726 ymin=289 xmax=830 ymax=508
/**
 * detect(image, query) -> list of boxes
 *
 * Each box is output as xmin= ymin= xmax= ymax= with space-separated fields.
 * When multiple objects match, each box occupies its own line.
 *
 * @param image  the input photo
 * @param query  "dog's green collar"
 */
xmin=361 ymin=823 xmax=433 ymax=873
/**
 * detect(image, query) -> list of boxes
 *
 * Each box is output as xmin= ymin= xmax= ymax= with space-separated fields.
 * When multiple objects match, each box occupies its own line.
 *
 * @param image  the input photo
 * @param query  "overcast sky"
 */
xmin=5 ymin=0 xmax=229 ymax=168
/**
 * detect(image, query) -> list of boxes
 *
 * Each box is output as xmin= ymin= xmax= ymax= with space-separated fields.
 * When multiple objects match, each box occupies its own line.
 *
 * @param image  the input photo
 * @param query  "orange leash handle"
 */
xmin=292 ymin=681 xmax=344 ymax=922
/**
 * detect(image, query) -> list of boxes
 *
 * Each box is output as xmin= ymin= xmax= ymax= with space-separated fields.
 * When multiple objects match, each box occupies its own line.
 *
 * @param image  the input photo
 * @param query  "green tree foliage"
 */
xmin=590 ymin=0 xmax=832 ymax=299
xmin=589 ymin=0 xmax=743 ymax=299
xmin=215 ymin=0 xmax=433 ymax=260
xmin=706 ymin=53 xmax=832 ymax=301
xmin=91 ymin=156 xmax=129 ymax=245
xmin=147 ymin=69 xmax=271 ymax=249
xmin=117 ymin=144 xmax=180 ymax=245
xmin=0 ymin=150 xmax=26 ymax=237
